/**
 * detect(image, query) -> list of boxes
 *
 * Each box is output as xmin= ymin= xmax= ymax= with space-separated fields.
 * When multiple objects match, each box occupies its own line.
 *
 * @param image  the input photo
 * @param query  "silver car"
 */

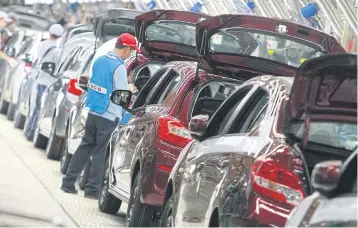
xmin=0 ymin=29 xmax=45 ymax=119
xmin=35 ymin=43 xmax=95 ymax=161
xmin=285 ymin=150 xmax=357 ymax=227
xmin=15 ymin=32 xmax=96 ymax=130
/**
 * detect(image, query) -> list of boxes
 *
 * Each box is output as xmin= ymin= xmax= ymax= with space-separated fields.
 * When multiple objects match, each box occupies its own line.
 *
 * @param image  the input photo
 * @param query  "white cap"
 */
xmin=8 ymin=12 xmax=17 ymax=20
xmin=0 ymin=11 xmax=11 ymax=23
xmin=49 ymin=24 xmax=64 ymax=37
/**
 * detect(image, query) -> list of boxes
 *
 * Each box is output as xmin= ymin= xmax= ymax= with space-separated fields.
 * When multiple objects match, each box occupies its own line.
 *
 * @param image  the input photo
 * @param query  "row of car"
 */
xmin=1 ymin=7 xmax=357 ymax=227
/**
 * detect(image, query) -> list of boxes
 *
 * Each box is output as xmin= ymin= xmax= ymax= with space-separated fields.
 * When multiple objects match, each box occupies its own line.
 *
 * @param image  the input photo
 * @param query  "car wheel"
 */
xmin=98 ymin=155 xmax=122 ymax=214
xmin=45 ymin=119 xmax=64 ymax=160
xmin=0 ymin=91 xmax=9 ymax=114
xmin=160 ymin=195 xmax=174 ymax=227
xmin=6 ymin=102 xmax=15 ymax=120
xmin=13 ymin=107 xmax=25 ymax=129
xmin=60 ymin=131 xmax=72 ymax=174
xmin=78 ymin=159 xmax=91 ymax=190
xmin=33 ymin=126 xmax=48 ymax=149
xmin=125 ymin=174 xmax=154 ymax=227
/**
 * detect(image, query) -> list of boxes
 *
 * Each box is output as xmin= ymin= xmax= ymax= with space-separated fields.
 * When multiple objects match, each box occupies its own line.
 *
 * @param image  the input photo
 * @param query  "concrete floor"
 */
xmin=0 ymin=115 xmax=127 ymax=227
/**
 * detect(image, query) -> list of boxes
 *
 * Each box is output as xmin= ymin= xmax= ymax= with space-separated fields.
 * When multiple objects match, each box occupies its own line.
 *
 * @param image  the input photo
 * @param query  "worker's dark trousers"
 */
xmin=61 ymin=113 xmax=118 ymax=195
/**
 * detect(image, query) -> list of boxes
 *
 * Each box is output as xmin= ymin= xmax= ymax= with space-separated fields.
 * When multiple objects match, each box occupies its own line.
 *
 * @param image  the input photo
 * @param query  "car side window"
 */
xmin=228 ymin=89 xmax=269 ymax=134
xmin=18 ymin=36 xmax=34 ymax=55
xmin=204 ymin=86 xmax=253 ymax=139
xmin=56 ymin=47 xmax=82 ymax=74
xmin=147 ymin=70 xmax=181 ymax=105
xmin=132 ymin=68 xmax=169 ymax=109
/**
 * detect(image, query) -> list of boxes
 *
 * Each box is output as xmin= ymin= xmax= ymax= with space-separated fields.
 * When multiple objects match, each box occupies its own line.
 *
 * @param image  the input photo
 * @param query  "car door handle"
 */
xmin=197 ymin=162 xmax=205 ymax=170
xmin=219 ymin=160 xmax=229 ymax=168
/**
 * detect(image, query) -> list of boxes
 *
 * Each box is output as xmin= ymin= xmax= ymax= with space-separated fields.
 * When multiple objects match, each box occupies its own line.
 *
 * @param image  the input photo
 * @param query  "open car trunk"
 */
xmin=195 ymin=14 xmax=346 ymax=81
xmin=283 ymin=53 xmax=357 ymax=182
xmin=94 ymin=8 xmax=143 ymax=43
xmin=135 ymin=10 xmax=211 ymax=62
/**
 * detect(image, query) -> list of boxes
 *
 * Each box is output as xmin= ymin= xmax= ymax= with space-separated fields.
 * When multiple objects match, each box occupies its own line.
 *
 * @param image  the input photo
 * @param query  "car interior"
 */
xmin=192 ymin=82 xmax=238 ymax=119
xmin=134 ymin=63 xmax=164 ymax=91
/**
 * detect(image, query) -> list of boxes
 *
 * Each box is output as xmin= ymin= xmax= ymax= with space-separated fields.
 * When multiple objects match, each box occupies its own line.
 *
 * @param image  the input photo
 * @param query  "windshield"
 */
xmin=146 ymin=21 xmax=196 ymax=47
xmin=209 ymin=28 xmax=324 ymax=67
xmin=293 ymin=123 xmax=357 ymax=150
xmin=17 ymin=14 xmax=51 ymax=31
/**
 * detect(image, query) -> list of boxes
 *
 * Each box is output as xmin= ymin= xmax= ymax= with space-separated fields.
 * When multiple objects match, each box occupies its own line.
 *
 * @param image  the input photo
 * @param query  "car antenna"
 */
xmin=194 ymin=29 xmax=207 ymax=86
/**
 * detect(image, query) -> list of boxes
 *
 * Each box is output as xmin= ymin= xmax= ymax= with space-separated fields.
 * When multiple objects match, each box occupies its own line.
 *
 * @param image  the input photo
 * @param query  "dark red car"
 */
xmin=160 ymin=15 xmax=354 ymax=227
xmin=96 ymin=13 xmax=319 ymax=227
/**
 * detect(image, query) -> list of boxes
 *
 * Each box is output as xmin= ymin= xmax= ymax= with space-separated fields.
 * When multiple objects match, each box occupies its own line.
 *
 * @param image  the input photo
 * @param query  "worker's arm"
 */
xmin=0 ymin=50 xmax=11 ymax=61
xmin=113 ymin=64 xmax=130 ymax=91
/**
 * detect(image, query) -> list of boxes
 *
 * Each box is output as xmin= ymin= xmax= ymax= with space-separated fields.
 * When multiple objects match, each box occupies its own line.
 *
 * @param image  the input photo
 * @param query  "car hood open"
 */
xmin=196 ymin=14 xmax=346 ymax=78
xmin=286 ymin=53 xmax=357 ymax=125
xmin=135 ymin=10 xmax=211 ymax=62
xmin=94 ymin=8 xmax=143 ymax=42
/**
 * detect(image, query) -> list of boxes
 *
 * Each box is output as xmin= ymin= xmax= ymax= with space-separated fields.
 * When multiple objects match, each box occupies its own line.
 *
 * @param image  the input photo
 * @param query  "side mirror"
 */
xmin=110 ymin=89 xmax=133 ymax=110
xmin=41 ymin=62 xmax=56 ymax=75
xmin=5 ymin=47 xmax=15 ymax=57
xmin=78 ymin=74 xmax=89 ymax=91
xmin=23 ymin=53 xmax=32 ymax=64
xmin=311 ymin=160 xmax=342 ymax=196
xmin=189 ymin=114 xmax=209 ymax=140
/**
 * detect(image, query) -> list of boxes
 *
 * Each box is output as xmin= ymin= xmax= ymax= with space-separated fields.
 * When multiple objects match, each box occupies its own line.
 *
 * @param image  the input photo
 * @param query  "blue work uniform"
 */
xmin=61 ymin=51 xmax=128 ymax=196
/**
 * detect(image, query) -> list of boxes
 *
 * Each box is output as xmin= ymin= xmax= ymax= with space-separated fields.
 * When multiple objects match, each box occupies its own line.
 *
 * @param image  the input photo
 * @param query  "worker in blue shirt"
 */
xmin=61 ymin=33 xmax=141 ymax=199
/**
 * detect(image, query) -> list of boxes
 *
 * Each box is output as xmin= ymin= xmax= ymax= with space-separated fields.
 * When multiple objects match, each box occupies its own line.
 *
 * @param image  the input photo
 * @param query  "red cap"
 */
xmin=117 ymin=33 xmax=141 ymax=53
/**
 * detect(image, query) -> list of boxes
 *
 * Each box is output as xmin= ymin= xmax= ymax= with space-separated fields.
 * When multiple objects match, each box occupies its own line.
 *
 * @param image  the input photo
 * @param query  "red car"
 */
xmin=96 ymin=13 xmax=315 ymax=227
xmin=159 ymin=15 xmax=353 ymax=227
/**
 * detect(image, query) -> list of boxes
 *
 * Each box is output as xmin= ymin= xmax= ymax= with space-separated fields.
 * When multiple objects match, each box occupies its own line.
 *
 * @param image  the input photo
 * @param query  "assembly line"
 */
xmin=0 ymin=2 xmax=357 ymax=227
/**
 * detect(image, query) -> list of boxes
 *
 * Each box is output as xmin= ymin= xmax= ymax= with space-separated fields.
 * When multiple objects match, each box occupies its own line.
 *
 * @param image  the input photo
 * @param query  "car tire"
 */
xmin=45 ymin=119 xmax=63 ymax=160
xmin=33 ymin=126 xmax=48 ymax=149
xmin=6 ymin=102 xmax=15 ymax=120
xmin=0 ymin=92 xmax=9 ymax=114
xmin=60 ymin=131 xmax=72 ymax=174
xmin=78 ymin=159 xmax=91 ymax=190
xmin=125 ymin=174 xmax=154 ymax=227
xmin=160 ymin=195 xmax=174 ymax=227
xmin=98 ymin=155 xmax=122 ymax=214
xmin=13 ymin=108 xmax=25 ymax=129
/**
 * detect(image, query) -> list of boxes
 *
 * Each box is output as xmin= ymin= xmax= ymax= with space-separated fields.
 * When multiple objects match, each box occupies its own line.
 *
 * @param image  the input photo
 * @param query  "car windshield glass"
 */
xmin=293 ymin=123 xmax=357 ymax=150
xmin=102 ymin=18 xmax=135 ymax=40
xmin=146 ymin=21 xmax=196 ymax=47
xmin=17 ymin=14 xmax=50 ymax=31
xmin=209 ymin=28 xmax=324 ymax=68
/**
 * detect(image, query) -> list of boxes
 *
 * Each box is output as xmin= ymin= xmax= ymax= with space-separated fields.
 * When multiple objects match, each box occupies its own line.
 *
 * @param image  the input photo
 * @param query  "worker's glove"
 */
xmin=7 ymin=58 xmax=18 ymax=68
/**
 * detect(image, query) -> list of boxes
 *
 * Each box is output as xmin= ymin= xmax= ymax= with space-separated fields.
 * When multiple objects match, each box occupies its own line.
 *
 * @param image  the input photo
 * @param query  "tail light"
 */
xmin=68 ymin=78 xmax=82 ymax=96
xmin=251 ymin=159 xmax=305 ymax=206
xmin=24 ymin=62 xmax=32 ymax=75
xmin=157 ymin=116 xmax=192 ymax=148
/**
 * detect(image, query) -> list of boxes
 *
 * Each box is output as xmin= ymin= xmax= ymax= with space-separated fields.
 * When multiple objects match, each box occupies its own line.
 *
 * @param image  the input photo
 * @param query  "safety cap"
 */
xmin=116 ymin=33 xmax=141 ymax=53
xmin=0 ymin=11 xmax=11 ymax=23
xmin=49 ymin=24 xmax=64 ymax=37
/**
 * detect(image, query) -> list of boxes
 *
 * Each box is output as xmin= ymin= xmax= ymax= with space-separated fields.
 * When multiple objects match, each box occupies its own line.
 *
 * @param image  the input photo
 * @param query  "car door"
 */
xmin=39 ymin=46 xmax=83 ymax=134
xmin=175 ymin=84 xmax=256 ymax=226
xmin=111 ymin=67 xmax=179 ymax=197
xmin=197 ymin=86 xmax=271 ymax=226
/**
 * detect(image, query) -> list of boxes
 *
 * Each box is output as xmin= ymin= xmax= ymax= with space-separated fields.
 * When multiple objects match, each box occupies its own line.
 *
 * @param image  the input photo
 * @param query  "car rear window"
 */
xmin=102 ymin=18 xmax=135 ymax=40
xmin=146 ymin=21 xmax=196 ymax=47
xmin=209 ymin=28 xmax=324 ymax=68
xmin=293 ymin=123 xmax=357 ymax=150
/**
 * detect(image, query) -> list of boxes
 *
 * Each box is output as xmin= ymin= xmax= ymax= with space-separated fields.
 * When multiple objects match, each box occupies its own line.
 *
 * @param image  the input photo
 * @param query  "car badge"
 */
xmin=275 ymin=25 xmax=288 ymax=34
